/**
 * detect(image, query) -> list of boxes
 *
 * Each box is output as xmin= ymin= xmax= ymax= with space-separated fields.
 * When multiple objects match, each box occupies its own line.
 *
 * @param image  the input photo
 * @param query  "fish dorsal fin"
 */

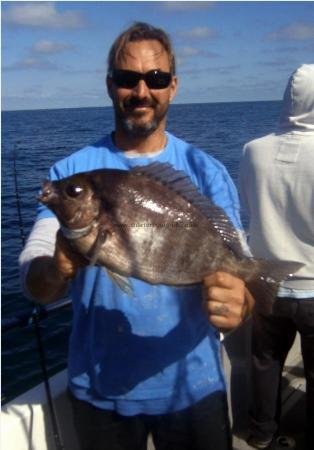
xmin=132 ymin=162 xmax=199 ymax=197
xmin=132 ymin=162 xmax=245 ymax=257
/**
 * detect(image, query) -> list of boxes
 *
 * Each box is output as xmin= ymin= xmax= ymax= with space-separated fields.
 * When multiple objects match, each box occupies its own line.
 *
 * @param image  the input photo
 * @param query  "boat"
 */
xmin=1 ymin=311 xmax=305 ymax=450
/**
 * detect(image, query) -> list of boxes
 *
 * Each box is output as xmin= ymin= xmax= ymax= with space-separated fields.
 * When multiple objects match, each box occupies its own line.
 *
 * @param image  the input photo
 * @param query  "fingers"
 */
xmin=54 ymin=230 xmax=88 ymax=279
xmin=205 ymin=300 xmax=236 ymax=330
xmin=202 ymin=271 xmax=247 ymax=331
xmin=206 ymin=299 xmax=231 ymax=316
xmin=203 ymin=271 xmax=242 ymax=291
xmin=204 ymin=299 xmax=243 ymax=330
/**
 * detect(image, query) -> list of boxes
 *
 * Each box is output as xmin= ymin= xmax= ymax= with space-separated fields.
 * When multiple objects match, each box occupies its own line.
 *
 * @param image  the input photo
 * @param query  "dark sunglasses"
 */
xmin=109 ymin=69 xmax=172 ymax=90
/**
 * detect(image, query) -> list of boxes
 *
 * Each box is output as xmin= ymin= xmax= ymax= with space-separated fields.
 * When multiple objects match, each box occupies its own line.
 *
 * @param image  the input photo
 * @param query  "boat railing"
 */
xmin=2 ymin=297 xmax=72 ymax=332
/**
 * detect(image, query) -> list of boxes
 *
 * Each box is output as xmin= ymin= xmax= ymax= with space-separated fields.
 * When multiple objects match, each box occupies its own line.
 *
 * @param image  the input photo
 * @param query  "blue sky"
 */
xmin=2 ymin=1 xmax=314 ymax=110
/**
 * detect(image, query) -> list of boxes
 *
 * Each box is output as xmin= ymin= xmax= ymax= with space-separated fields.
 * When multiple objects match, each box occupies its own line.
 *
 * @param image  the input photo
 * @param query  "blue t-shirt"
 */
xmin=38 ymin=132 xmax=242 ymax=415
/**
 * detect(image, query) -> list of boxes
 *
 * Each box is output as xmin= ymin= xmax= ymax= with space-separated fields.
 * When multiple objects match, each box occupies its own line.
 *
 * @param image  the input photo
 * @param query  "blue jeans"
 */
xmin=69 ymin=390 xmax=232 ymax=450
xmin=249 ymin=297 xmax=314 ymax=449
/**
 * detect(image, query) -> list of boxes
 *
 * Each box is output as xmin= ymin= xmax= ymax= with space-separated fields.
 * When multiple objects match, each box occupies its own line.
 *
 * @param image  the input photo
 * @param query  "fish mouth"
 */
xmin=37 ymin=180 xmax=57 ymax=204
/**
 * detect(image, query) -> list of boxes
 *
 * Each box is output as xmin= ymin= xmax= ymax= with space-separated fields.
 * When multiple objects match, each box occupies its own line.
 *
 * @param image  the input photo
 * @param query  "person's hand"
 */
xmin=202 ymin=271 xmax=254 ymax=331
xmin=53 ymin=230 xmax=88 ymax=280
xmin=26 ymin=231 xmax=88 ymax=304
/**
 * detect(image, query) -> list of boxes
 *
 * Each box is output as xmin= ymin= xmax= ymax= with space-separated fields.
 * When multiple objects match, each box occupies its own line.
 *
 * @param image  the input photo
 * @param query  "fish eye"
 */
xmin=65 ymin=184 xmax=84 ymax=198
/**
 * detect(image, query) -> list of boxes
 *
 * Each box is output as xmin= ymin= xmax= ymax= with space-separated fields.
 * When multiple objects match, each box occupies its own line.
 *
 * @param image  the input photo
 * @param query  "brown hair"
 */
xmin=107 ymin=22 xmax=176 ymax=75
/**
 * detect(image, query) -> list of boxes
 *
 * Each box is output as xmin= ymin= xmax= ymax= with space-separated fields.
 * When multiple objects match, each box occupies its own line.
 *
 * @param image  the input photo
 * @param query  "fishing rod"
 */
xmin=11 ymin=142 xmax=66 ymax=450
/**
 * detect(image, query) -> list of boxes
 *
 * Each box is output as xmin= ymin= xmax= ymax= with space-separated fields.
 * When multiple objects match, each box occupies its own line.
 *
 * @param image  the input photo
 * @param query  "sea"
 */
xmin=1 ymin=101 xmax=281 ymax=404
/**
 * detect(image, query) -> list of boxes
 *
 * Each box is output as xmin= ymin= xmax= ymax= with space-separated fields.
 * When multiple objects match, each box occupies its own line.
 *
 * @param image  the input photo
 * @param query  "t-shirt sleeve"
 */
xmin=19 ymin=217 xmax=60 ymax=300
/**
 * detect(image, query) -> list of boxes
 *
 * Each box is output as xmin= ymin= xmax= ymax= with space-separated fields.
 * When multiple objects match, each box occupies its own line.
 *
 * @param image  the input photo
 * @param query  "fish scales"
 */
xmin=38 ymin=162 xmax=303 ymax=313
xmin=95 ymin=169 xmax=218 ymax=284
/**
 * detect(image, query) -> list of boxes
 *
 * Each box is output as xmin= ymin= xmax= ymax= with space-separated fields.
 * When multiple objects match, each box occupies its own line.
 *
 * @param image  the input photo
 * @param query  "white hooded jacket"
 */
xmin=239 ymin=64 xmax=314 ymax=294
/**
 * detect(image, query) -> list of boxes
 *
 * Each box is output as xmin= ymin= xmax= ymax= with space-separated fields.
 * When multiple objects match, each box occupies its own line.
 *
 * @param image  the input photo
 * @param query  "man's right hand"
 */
xmin=53 ymin=230 xmax=88 ymax=280
xmin=26 ymin=231 xmax=88 ymax=304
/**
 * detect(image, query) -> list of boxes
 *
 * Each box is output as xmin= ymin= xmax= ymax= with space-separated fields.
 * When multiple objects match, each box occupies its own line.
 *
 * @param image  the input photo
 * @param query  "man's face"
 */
xmin=107 ymin=40 xmax=177 ymax=138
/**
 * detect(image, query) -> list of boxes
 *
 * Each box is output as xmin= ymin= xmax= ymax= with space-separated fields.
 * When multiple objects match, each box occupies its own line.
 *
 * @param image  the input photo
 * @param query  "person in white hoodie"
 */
xmin=239 ymin=64 xmax=314 ymax=449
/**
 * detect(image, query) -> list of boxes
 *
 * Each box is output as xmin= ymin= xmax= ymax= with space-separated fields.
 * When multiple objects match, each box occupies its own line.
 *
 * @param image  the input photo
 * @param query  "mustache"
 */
xmin=124 ymin=96 xmax=156 ymax=109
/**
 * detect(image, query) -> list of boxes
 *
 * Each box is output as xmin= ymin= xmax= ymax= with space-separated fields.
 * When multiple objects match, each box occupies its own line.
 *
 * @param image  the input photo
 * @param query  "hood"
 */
xmin=279 ymin=64 xmax=314 ymax=133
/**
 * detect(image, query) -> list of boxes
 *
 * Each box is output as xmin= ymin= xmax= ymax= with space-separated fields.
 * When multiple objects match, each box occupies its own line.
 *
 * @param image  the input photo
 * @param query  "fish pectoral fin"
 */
xmin=88 ymin=229 xmax=108 ymax=266
xmin=106 ymin=269 xmax=134 ymax=297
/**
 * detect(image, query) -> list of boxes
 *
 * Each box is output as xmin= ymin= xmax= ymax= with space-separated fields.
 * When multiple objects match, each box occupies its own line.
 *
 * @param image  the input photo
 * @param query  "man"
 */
xmin=239 ymin=64 xmax=314 ymax=450
xmin=20 ymin=23 xmax=253 ymax=450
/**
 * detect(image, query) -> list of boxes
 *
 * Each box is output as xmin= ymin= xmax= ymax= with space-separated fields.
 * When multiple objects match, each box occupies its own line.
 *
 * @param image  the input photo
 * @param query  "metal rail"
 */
xmin=2 ymin=297 xmax=72 ymax=332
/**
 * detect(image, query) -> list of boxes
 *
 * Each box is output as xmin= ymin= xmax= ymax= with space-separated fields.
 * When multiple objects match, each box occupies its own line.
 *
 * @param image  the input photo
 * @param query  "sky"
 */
xmin=1 ymin=0 xmax=314 ymax=111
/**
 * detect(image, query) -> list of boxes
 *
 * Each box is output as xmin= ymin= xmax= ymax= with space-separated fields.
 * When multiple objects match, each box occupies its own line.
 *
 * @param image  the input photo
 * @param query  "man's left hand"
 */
xmin=202 ymin=271 xmax=254 ymax=331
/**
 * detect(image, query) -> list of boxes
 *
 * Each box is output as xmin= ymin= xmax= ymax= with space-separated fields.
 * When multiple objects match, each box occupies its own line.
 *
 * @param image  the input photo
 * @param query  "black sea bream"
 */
xmin=38 ymin=163 xmax=302 ymax=312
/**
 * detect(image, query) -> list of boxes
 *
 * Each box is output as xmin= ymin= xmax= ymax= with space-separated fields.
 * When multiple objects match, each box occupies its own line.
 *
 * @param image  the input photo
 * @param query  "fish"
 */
xmin=38 ymin=162 xmax=303 ymax=314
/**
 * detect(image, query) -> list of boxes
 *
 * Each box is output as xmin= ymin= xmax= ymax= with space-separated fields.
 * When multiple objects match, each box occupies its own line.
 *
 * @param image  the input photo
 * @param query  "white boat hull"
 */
xmin=1 ymin=369 xmax=79 ymax=450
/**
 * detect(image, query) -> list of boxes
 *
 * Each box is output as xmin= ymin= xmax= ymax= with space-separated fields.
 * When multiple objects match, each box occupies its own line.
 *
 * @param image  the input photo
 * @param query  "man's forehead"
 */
xmin=118 ymin=40 xmax=168 ymax=64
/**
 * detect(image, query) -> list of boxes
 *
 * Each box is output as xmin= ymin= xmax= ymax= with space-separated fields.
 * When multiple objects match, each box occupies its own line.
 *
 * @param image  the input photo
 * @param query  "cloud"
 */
xmin=265 ymin=22 xmax=314 ymax=41
xmin=214 ymin=65 xmax=241 ymax=75
xmin=177 ymin=46 xmax=219 ymax=61
xmin=179 ymin=64 xmax=240 ymax=77
xmin=2 ymin=2 xmax=85 ymax=29
xmin=177 ymin=47 xmax=203 ymax=57
xmin=31 ymin=40 xmax=74 ymax=55
xmin=178 ymin=27 xmax=218 ymax=40
xmin=3 ymin=39 xmax=73 ymax=72
xmin=161 ymin=2 xmax=216 ymax=12
xmin=3 ymin=39 xmax=74 ymax=72
xmin=262 ymin=45 xmax=306 ymax=54
xmin=3 ymin=57 xmax=58 ymax=71
xmin=258 ymin=58 xmax=299 ymax=71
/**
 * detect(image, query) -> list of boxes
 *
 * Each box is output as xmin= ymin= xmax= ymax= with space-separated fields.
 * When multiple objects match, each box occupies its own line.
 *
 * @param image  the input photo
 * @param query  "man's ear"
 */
xmin=169 ymin=76 xmax=178 ymax=102
xmin=106 ymin=75 xmax=113 ymax=99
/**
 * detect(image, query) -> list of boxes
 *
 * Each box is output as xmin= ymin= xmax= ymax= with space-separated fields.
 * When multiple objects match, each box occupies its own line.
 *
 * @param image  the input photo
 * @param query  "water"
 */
xmin=1 ymin=101 xmax=281 ymax=403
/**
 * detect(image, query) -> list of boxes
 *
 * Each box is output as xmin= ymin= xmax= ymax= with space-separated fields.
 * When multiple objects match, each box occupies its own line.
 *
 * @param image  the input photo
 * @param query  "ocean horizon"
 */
xmin=2 ymin=98 xmax=280 ymax=113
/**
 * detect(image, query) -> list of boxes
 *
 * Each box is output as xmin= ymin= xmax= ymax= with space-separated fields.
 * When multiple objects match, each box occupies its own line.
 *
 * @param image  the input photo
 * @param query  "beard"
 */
xmin=122 ymin=116 xmax=158 ymax=137
xmin=115 ymin=95 xmax=169 ymax=138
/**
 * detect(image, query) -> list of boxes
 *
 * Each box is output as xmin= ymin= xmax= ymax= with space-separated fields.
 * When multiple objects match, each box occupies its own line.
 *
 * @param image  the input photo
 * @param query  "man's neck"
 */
xmin=113 ymin=129 xmax=168 ymax=155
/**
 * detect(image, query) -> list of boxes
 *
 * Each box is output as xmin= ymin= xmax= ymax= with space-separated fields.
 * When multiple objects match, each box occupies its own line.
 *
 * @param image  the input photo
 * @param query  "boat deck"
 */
xmin=232 ymin=334 xmax=306 ymax=450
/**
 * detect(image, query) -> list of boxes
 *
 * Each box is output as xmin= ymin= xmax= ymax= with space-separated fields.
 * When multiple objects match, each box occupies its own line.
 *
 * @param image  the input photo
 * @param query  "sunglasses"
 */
xmin=109 ymin=69 xmax=172 ymax=90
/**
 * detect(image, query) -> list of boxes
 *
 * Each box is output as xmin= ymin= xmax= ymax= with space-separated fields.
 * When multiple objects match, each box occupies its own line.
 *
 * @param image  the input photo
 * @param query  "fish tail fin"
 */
xmin=247 ymin=260 xmax=304 ymax=315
